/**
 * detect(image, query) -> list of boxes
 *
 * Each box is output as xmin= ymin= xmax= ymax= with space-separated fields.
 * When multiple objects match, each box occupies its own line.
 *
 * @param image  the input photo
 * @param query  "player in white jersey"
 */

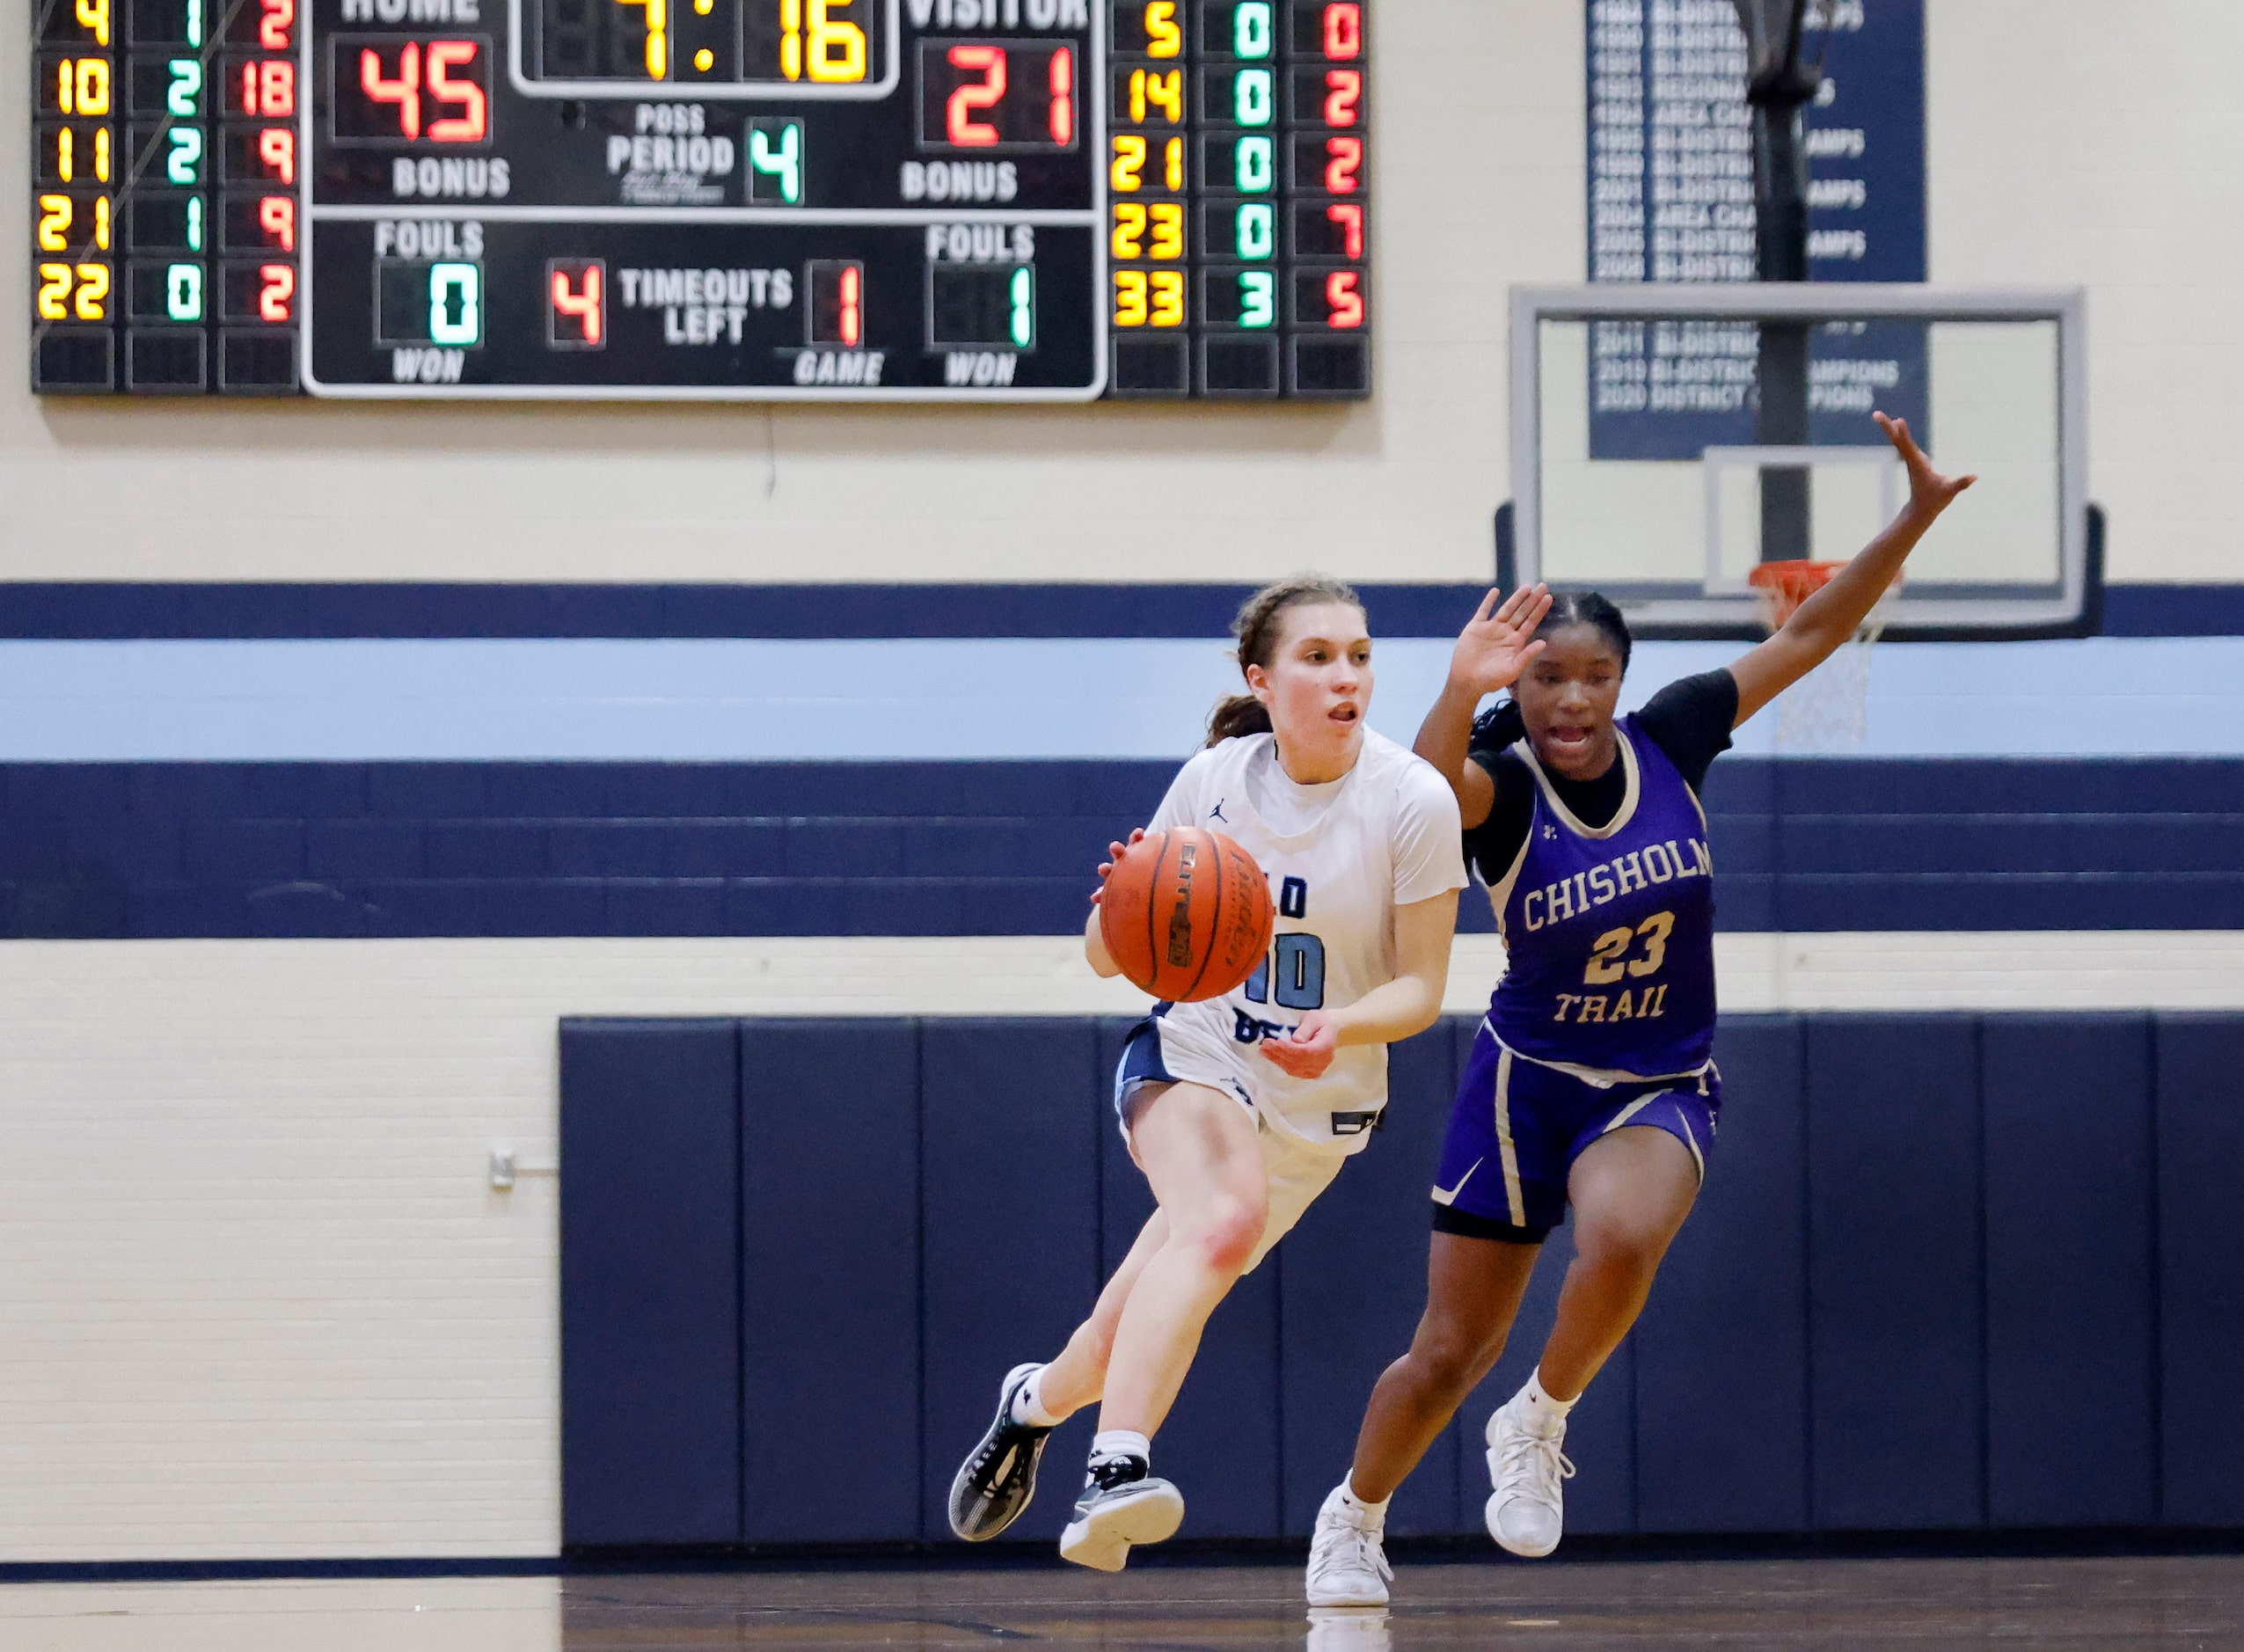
xmin=946 ymin=576 xmax=1467 ymax=1572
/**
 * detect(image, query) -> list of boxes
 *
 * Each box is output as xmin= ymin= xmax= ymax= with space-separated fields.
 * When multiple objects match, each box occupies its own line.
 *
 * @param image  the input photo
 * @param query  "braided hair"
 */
xmin=1472 ymin=590 xmax=1633 ymax=749
xmin=1538 ymin=589 xmax=1632 ymax=672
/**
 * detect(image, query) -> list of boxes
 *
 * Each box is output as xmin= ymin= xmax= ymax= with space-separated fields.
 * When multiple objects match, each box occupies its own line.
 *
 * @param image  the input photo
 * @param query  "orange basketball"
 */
xmin=1100 ymin=829 xmax=1275 ymax=1004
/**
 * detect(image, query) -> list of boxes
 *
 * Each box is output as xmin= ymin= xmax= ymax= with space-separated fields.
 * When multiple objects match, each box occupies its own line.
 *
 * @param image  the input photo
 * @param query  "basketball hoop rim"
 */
xmin=1747 ymin=560 xmax=1902 ymax=633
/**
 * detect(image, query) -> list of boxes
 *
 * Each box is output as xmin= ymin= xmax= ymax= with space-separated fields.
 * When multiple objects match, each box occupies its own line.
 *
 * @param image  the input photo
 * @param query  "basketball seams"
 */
xmin=1175 ymin=828 xmax=1223 ymax=1005
xmin=1144 ymin=830 xmax=1172 ymax=997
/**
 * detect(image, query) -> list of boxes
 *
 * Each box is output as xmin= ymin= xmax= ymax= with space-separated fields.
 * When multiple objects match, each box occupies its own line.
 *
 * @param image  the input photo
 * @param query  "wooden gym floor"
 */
xmin=6 ymin=1553 xmax=2244 ymax=1649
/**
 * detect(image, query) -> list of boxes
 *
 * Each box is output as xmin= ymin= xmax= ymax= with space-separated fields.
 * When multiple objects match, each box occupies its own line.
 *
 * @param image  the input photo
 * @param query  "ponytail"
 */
xmin=1204 ymin=574 xmax=1365 ymax=748
xmin=1206 ymin=694 xmax=1273 ymax=744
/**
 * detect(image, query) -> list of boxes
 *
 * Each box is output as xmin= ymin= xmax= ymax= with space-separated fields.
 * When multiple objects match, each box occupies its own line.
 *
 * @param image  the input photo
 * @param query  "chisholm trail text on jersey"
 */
xmin=1517 ymin=837 xmax=1711 ymax=933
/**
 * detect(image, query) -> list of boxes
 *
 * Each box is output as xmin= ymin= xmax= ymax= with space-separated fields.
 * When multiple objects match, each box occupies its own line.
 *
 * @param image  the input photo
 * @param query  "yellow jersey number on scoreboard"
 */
xmin=1110 ymin=133 xmax=1184 ymax=194
xmin=1113 ymin=269 xmax=1182 ymax=329
xmin=1111 ymin=202 xmax=1182 ymax=260
xmin=36 ymin=261 xmax=110 ymax=321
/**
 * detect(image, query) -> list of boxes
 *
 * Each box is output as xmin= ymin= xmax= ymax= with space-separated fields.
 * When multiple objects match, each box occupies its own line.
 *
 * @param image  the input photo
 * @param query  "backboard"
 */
xmin=1506 ymin=284 xmax=2091 ymax=638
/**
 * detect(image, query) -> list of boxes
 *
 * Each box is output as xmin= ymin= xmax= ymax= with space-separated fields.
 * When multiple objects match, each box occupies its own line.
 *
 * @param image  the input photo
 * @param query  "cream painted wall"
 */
xmin=3 ymin=932 xmax=2241 ymax=1561
xmin=5 ymin=1 xmax=2236 ymax=586
xmin=1924 ymin=0 xmax=2244 ymax=588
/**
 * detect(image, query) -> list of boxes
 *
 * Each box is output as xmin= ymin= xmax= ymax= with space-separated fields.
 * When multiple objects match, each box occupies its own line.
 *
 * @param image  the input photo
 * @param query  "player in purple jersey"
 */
xmin=1303 ymin=413 xmax=1977 ymax=1607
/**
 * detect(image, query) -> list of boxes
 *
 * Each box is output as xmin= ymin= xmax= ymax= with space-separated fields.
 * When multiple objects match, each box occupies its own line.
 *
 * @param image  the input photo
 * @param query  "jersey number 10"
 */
xmin=1241 ymin=878 xmax=1323 ymax=1011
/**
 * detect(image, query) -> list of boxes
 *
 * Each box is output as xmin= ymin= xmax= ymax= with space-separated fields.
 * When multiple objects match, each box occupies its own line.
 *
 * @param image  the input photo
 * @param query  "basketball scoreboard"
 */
xmin=29 ymin=0 xmax=1372 ymax=398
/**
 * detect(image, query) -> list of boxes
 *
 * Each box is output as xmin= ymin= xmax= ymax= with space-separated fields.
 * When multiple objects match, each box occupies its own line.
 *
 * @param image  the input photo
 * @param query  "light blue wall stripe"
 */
xmin=0 ymin=638 xmax=2239 ymax=762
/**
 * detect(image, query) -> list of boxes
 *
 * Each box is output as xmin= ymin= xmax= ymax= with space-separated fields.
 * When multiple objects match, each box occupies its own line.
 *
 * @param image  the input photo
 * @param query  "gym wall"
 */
xmin=3 ymin=0 xmax=2243 ymax=1568
xmin=0 ymin=0 xmax=2238 ymax=584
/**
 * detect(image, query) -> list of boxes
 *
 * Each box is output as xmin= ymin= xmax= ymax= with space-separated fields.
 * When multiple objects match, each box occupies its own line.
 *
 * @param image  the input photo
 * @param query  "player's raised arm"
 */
xmin=1413 ymin=584 xmax=1552 ymax=829
xmin=1729 ymin=413 xmax=1975 ymax=727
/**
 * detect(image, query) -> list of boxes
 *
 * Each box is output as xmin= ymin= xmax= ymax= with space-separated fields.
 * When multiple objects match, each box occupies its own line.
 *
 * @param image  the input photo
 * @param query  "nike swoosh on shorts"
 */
xmin=1432 ymin=1159 xmax=1482 ymax=1205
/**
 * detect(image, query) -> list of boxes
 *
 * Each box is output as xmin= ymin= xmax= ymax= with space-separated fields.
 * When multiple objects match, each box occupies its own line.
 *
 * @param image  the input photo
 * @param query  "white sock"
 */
xmin=1089 ymin=1429 xmax=1151 ymax=1470
xmin=1009 ymin=1365 xmax=1064 ymax=1429
xmin=1516 ymin=1370 xmax=1578 ymax=1426
xmin=1338 ymin=1475 xmax=1391 ymax=1529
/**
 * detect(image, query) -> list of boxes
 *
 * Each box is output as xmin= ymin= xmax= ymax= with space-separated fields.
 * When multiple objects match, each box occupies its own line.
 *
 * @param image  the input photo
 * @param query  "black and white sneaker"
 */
xmin=947 ymin=1363 xmax=1056 ymax=1541
xmin=1057 ymin=1455 xmax=1185 ymax=1572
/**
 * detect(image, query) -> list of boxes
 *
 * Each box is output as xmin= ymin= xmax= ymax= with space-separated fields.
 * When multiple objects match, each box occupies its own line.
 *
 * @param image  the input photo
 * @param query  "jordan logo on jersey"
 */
xmin=1208 ymin=799 xmax=1229 ymax=823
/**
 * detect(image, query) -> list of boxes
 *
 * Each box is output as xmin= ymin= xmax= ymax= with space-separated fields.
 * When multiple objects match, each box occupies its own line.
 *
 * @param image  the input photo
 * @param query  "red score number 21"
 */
xmin=939 ymin=43 xmax=1073 ymax=147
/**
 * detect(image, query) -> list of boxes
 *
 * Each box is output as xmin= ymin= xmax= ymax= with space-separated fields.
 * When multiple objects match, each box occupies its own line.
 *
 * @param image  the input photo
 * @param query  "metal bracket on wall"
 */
xmin=490 ymin=1147 xmax=559 ymax=1190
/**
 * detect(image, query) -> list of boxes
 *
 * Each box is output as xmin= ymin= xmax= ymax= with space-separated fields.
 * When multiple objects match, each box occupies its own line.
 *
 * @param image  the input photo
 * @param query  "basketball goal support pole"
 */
xmin=1738 ymin=0 xmax=1819 ymax=565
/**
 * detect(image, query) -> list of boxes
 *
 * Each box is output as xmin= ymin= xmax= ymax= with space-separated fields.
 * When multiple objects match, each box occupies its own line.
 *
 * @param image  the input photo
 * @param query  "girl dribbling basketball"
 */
xmin=946 ymin=575 xmax=1468 ymax=1572
xmin=1304 ymin=413 xmax=1976 ymax=1606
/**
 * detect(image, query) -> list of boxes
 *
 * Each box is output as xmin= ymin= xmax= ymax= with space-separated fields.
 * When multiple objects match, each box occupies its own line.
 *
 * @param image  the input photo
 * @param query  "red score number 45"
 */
xmin=359 ymin=40 xmax=486 ymax=142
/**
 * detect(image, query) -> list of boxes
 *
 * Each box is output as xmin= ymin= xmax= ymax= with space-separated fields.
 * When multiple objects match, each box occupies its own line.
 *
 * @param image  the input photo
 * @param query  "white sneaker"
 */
xmin=1305 ymin=1483 xmax=1392 ymax=1608
xmin=1483 ymin=1400 xmax=1575 ymax=1558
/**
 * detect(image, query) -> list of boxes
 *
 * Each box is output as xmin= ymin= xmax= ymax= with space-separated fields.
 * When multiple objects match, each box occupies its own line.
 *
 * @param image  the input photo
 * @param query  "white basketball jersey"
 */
xmin=1142 ymin=728 xmax=1466 ymax=1150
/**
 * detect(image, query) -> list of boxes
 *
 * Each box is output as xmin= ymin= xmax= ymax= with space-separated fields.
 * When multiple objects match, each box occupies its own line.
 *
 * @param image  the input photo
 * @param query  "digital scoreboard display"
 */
xmin=28 ymin=0 xmax=1372 ymax=398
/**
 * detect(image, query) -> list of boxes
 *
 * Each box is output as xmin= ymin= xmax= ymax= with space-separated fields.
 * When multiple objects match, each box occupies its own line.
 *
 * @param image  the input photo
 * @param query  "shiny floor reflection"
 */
xmin=8 ymin=1554 xmax=2244 ymax=1650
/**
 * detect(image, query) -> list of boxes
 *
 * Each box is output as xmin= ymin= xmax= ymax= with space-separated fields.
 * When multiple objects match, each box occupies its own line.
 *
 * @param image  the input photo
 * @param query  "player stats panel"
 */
xmin=28 ymin=0 xmax=1372 ymax=398
xmin=1105 ymin=0 xmax=1368 ymax=398
xmin=30 ymin=0 xmax=308 ymax=394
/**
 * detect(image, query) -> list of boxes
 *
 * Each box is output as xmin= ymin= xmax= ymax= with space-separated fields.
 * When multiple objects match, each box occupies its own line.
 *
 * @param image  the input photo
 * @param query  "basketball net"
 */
xmin=1748 ymin=560 xmax=1892 ymax=753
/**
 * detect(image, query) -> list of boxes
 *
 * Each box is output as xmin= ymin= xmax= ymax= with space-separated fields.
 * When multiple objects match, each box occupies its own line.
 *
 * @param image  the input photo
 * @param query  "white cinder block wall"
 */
xmin=3 ymin=0 xmax=2242 ymax=1562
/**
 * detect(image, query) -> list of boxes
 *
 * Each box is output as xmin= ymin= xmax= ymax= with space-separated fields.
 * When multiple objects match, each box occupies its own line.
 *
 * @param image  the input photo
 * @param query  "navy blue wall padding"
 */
xmin=559 ymin=1019 xmax=742 ymax=1546
xmin=8 ymin=758 xmax=2243 ymax=938
xmin=1981 ymin=1016 xmax=2157 ymax=1527
xmin=1634 ymin=1015 xmax=1810 ymax=1534
xmin=1276 ymin=1022 xmax=1459 ymax=1537
xmin=917 ymin=1020 xmax=1103 ymax=1543
xmin=738 ymin=1021 xmax=921 ymax=1542
xmin=1806 ymin=1016 xmax=1985 ymax=1531
xmin=2155 ymin=1016 xmax=2244 ymax=1526
xmin=1094 ymin=1020 xmax=1284 ymax=1539
xmin=0 ymin=581 xmax=1501 ymax=640
xmin=2 ymin=579 xmax=2236 ymax=639
xmin=558 ymin=1010 xmax=2244 ymax=1548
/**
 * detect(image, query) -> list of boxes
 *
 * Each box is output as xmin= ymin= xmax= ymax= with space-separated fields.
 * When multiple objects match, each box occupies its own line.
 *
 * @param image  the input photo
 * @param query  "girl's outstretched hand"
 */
xmin=1447 ymin=584 xmax=1553 ymax=698
xmin=1876 ymin=412 xmax=1976 ymax=520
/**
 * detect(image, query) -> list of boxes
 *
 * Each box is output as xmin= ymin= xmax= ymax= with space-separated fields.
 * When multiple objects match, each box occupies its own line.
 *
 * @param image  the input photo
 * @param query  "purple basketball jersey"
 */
xmin=1485 ymin=718 xmax=1717 ymax=1077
